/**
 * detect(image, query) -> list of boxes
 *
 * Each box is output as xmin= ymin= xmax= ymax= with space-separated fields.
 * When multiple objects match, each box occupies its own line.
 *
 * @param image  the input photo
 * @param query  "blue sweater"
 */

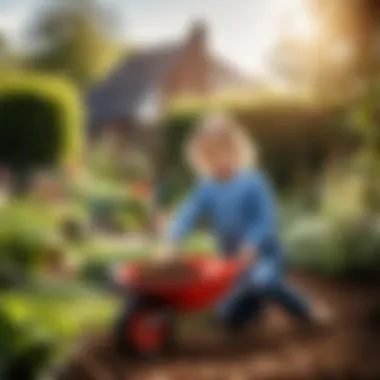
xmin=169 ymin=171 xmax=282 ymax=261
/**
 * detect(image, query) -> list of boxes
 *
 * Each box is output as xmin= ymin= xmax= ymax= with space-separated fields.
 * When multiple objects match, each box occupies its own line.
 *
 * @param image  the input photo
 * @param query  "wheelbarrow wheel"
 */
xmin=114 ymin=296 xmax=174 ymax=358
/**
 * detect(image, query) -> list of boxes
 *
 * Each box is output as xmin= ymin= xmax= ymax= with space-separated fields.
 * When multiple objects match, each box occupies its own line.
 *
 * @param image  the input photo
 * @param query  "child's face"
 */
xmin=197 ymin=132 xmax=240 ymax=179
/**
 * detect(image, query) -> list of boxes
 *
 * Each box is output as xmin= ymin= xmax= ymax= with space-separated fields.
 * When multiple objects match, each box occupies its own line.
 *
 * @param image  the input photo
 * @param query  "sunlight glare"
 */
xmin=282 ymin=0 xmax=316 ymax=40
xmin=247 ymin=0 xmax=316 ymax=78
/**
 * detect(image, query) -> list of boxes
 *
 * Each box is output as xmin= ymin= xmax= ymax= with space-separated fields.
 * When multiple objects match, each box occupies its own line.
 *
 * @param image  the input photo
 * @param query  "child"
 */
xmin=159 ymin=112 xmax=331 ymax=330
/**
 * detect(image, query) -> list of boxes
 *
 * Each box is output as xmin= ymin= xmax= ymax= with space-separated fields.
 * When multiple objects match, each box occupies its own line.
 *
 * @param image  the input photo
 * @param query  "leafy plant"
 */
xmin=0 ymin=201 xmax=61 ymax=282
xmin=0 ymin=73 xmax=83 ymax=182
xmin=284 ymin=214 xmax=380 ymax=275
xmin=0 ymin=287 xmax=116 ymax=379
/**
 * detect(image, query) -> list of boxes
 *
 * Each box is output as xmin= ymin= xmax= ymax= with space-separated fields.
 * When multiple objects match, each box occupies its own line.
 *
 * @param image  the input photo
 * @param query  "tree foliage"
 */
xmin=28 ymin=0 xmax=124 ymax=88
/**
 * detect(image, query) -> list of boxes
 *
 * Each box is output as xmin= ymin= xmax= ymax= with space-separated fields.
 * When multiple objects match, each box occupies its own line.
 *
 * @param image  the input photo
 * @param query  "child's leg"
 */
xmin=281 ymin=279 xmax=339 ymax=328
xmin=226 ymin=292 xmax=263 ymax=331
xmin=272 ymin=282 xmax=334 ymax=328
xmin=248 ymin=260 xmax=310 ymax=319
xmin=271 ymin=283 xmax=311 ymax=319
xmin=214 ymin=272 xmax=262 ymax=326
xmin=214 ymin=260 xmax=280 ymax=326
xmin=217 ymin=261 xmax=331 ymax=328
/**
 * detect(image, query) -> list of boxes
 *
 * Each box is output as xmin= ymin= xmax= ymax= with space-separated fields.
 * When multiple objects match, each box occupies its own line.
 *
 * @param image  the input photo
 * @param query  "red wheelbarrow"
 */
xmin=112 ymin=255 xmax=248 ymax=357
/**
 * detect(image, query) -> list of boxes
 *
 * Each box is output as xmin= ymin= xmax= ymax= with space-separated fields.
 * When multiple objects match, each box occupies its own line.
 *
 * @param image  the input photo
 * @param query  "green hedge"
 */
xmin=161 ymin=98 xmax=348 ymax=197
xmin=0 ymin=73 xmax=83 ymax=174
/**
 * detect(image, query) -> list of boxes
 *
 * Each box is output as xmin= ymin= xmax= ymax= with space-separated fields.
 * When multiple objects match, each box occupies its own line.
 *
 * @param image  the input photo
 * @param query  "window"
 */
xmin=137 ymin=88 xmax=161 ymax=125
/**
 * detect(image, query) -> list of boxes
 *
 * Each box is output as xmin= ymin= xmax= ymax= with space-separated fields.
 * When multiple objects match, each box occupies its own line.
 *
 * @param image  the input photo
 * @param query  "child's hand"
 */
xmin=238 ymin=245 xmax=258 ymax=266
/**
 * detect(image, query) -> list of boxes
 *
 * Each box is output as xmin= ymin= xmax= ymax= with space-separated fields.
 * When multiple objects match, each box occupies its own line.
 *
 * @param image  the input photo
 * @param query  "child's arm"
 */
xmin=241 ymin=174 xmax=277 ymax=256
xmin=155 ymin=183 xmax=209 ymax=263
xmin=168 ymin=182 xmax=210 ymax=244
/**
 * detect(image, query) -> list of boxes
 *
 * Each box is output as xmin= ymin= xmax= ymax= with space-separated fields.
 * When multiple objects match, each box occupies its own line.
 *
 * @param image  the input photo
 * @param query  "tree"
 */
xmin=28 ymin=0 xmax=124 ymax=88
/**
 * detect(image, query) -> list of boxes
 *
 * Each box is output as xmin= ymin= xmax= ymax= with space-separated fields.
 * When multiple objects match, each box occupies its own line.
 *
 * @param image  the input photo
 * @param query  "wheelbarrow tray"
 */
xmin=116 ymin=256 xmax=245 ymax=312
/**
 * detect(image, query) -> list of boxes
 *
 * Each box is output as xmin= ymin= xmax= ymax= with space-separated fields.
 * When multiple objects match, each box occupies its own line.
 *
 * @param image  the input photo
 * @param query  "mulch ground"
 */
xmin=60 ymin=272 xmax=380 ymax=380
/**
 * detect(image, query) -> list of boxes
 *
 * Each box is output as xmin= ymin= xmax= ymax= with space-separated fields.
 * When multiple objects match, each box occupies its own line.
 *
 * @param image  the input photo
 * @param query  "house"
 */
xmin=87 ymin=21 xmax=247 ymax=139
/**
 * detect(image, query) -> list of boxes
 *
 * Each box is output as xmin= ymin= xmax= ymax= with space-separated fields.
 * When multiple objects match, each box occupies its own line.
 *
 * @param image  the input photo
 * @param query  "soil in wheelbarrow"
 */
xmin=134 ymin=261 xmax=201 ymax=288
xmin=61 ymin=271 xmax=380 ymax=380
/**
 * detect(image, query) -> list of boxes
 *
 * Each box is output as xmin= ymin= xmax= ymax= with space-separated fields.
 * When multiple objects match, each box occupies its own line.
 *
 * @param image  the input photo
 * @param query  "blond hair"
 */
xmin=185 ymin=112 xmax=258 ymax=177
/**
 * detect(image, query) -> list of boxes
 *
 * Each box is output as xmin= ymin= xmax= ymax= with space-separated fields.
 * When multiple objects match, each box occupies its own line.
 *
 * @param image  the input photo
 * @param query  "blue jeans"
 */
xmin=216 ymin=259 xmax=310 ymax=327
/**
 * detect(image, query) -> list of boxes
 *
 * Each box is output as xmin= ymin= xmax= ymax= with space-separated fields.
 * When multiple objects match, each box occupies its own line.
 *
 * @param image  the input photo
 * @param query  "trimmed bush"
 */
xmin=0 ymin=73 xmax=83 ymax=176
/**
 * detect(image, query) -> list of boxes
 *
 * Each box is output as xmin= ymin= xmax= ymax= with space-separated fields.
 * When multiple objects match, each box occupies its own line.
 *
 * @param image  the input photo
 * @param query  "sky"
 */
xmin=0 ymin=0 xmax=315 ymax=77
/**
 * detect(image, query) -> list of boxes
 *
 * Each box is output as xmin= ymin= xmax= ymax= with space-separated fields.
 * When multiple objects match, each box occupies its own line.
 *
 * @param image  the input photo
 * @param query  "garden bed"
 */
xmin=61 ymin=271 xmax=380 ymax=380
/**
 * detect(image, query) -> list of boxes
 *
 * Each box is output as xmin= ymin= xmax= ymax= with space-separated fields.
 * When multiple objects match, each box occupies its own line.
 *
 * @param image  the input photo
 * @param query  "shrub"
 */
xmin=0 ymin=201 xmax=61 ymax=281
xmin=60 ymin=218 xmax=89 ymax=243
xmin=334 ymin=218 xmax=380 ymax=274
xmin=0 ymin=73 xmax=83 ymax=179
xmin=0 ymin=289 xmax=117 ymax=379
xmin=89 ymin=192 xmax=148 ymax=232
xmin=79 ymin=260 xmax=111 ymax=287
xmin=0 ymin=309 xmax=53 ymax=380
xmin=284 ymin=214 xmax=380 ymax=275
xmin=283 ymin=215 xmax=341 ymax=273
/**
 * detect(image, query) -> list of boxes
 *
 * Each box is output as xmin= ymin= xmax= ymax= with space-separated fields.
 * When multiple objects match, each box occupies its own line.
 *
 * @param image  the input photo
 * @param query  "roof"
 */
xmin=209 ymin=56 xmax=247 ymax=90
xmin=87 ymin=43 xmax=181 ymax=131
xmin=87 ymin=41 xmax=247 ymax=132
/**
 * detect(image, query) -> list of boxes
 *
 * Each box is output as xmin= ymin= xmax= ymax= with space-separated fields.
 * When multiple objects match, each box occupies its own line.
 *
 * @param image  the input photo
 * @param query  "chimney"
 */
xmin=187 ymin=20 xmax=207 ymax=51
xmin=180 ymin=20 xmax=209 ymax=95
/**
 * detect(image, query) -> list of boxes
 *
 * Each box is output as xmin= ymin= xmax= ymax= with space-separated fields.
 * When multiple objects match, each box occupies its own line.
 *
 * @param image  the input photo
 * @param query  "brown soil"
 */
xmin=134 ymin=261 xmax=201 ymax=287
xmin=61 ymin=273 xmax=380 ymax=380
